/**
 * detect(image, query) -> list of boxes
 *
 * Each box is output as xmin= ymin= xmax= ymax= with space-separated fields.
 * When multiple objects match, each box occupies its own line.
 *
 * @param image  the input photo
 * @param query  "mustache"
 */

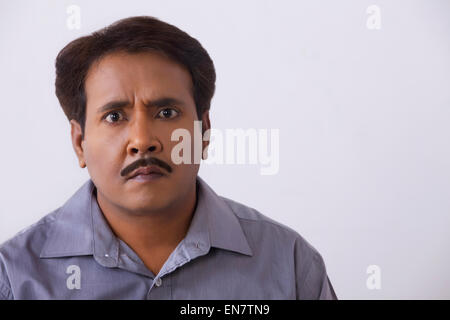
xmin=120 ymin=157 xmax=172 ymax=177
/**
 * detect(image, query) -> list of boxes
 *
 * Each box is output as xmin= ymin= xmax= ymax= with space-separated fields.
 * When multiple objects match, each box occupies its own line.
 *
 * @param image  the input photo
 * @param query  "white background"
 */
xmin=0 ymin=0 xmax=449 ymax=299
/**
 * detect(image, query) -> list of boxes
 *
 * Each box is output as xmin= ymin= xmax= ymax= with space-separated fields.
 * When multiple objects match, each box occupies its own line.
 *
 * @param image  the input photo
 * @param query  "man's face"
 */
xmin=70 ymin=51 xmax=210 ymax=215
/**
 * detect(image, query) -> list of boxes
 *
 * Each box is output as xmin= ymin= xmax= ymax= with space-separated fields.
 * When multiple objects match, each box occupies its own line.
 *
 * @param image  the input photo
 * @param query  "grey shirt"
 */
xmin=0 ymin=176 xmax=337 ymax=300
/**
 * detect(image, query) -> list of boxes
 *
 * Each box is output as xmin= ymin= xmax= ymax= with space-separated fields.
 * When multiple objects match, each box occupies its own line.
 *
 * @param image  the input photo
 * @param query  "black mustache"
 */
xmin=121 ymin=157 xmax=172 ymax=177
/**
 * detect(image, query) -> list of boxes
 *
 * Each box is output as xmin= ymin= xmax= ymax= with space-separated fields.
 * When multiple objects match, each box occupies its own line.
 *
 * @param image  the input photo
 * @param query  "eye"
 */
xmin=104 ymin=111 xmax=124 ymax=124
xmin=157 ymin=108 xmax=179 ymax=119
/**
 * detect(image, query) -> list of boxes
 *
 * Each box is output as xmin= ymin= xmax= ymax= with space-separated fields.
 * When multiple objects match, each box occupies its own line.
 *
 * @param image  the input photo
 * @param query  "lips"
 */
xmin=128 ymin=165 xmax=165 ymax=179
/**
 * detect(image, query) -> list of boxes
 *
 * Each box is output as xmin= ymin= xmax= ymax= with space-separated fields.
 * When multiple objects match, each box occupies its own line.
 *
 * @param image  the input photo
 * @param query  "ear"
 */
xmin=201 ymin=111 xmax=211 ymax=160
xmin=70 ymin=120 xmax=86 ymax=168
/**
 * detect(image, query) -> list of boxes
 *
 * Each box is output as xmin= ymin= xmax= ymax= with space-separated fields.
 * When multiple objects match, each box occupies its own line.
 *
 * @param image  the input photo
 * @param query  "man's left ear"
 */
xmin=201 ymin=111 xmax=211 ymax=160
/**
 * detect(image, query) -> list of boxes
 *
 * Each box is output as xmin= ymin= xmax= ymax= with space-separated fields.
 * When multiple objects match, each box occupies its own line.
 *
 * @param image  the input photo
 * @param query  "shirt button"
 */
xmin=155 ymin=278 xmax=162 ymax=287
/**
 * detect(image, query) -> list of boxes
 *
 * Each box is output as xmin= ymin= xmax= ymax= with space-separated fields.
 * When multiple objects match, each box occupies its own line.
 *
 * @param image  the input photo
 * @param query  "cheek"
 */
xmin=84 ymin=139 xmax=122 ymax=175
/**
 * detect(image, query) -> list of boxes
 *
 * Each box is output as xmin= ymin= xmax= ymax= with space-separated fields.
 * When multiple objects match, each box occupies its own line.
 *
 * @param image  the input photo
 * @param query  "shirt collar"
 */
xmin=40 ymin=175 xmax=253 ymax=263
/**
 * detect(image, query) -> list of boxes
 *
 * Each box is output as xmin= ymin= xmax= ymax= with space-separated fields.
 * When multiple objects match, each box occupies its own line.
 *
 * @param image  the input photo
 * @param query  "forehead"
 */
xmin=84 ymin=51 xmax=194 ymax=109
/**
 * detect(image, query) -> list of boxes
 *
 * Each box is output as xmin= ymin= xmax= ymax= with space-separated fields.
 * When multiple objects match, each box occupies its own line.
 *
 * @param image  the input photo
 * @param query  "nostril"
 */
xmin=149 ymin=146 xmax=156 ymax=152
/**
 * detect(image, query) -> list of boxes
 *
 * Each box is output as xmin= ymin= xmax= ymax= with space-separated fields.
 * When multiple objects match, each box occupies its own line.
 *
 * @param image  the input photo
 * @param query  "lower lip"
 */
xmin=130 ymin=173 xmax=165 ymax=182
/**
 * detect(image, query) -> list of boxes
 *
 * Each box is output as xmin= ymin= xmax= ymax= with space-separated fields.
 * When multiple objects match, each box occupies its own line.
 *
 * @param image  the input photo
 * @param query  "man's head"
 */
xmin=55 ymin=16 xmax=215 ymax=215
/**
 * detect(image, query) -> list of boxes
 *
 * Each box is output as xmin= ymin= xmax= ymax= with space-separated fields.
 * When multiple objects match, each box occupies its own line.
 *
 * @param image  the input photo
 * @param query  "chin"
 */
xmin=124 ymin=197 xmax=168 ymax=213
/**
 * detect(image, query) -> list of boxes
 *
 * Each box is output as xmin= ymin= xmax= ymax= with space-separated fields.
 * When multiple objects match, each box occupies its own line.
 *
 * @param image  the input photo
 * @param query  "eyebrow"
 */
xmin=97 ymin=97 xmax=185 ymax=114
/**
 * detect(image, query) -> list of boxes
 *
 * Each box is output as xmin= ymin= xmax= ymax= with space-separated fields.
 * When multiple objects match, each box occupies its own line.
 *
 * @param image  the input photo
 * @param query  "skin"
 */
xmin=70 ymin=51 xmax=211 ymax=276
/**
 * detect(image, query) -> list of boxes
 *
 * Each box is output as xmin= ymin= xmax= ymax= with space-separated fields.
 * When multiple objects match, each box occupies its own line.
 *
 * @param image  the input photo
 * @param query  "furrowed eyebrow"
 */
xmin=97 ymin=101 xmax=129 ymax=114
xmin=97 ymin=97 xmax=185 ymax=114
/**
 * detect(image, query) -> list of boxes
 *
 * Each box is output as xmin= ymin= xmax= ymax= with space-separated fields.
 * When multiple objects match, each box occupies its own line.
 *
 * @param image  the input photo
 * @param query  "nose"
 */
xmin=126 ymin=109 xmax=162 ymax=156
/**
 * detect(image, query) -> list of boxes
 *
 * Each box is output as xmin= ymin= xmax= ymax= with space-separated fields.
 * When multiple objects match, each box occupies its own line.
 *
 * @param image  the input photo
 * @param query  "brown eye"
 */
xmin=105 ymin=111 xmax=124 ymax=123
xmin=157 ymin=108 xmax=179 ymax=119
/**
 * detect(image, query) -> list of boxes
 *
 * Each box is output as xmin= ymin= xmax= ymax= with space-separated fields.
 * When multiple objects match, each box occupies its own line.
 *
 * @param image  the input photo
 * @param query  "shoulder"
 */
xmin=0 ymin=208 xmax=60 ymax=258
xmin=221 ymin=195 xmax=297 ymax=233
xmin=0 ymin=208 xmax=61 ymax=299
xmin=220 ymin=195 xmax=322 ymax=259
xmin=219 ymin=196 xmax=336 ymax=299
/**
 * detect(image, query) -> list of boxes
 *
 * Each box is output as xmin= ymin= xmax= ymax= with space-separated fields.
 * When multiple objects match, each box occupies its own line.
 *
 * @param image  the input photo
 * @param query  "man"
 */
xmin=0 ymin=16 xmax=337 ymax=299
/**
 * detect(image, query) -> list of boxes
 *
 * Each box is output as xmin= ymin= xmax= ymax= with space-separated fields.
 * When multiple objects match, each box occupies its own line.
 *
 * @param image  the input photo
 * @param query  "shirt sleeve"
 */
xmin=0 ymin=282 xmax=12 ymax=300
xmin=0 ymin=253 xmax=13 ymax=300
xmin=294 ymin=236 xmax=338 ymax=300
